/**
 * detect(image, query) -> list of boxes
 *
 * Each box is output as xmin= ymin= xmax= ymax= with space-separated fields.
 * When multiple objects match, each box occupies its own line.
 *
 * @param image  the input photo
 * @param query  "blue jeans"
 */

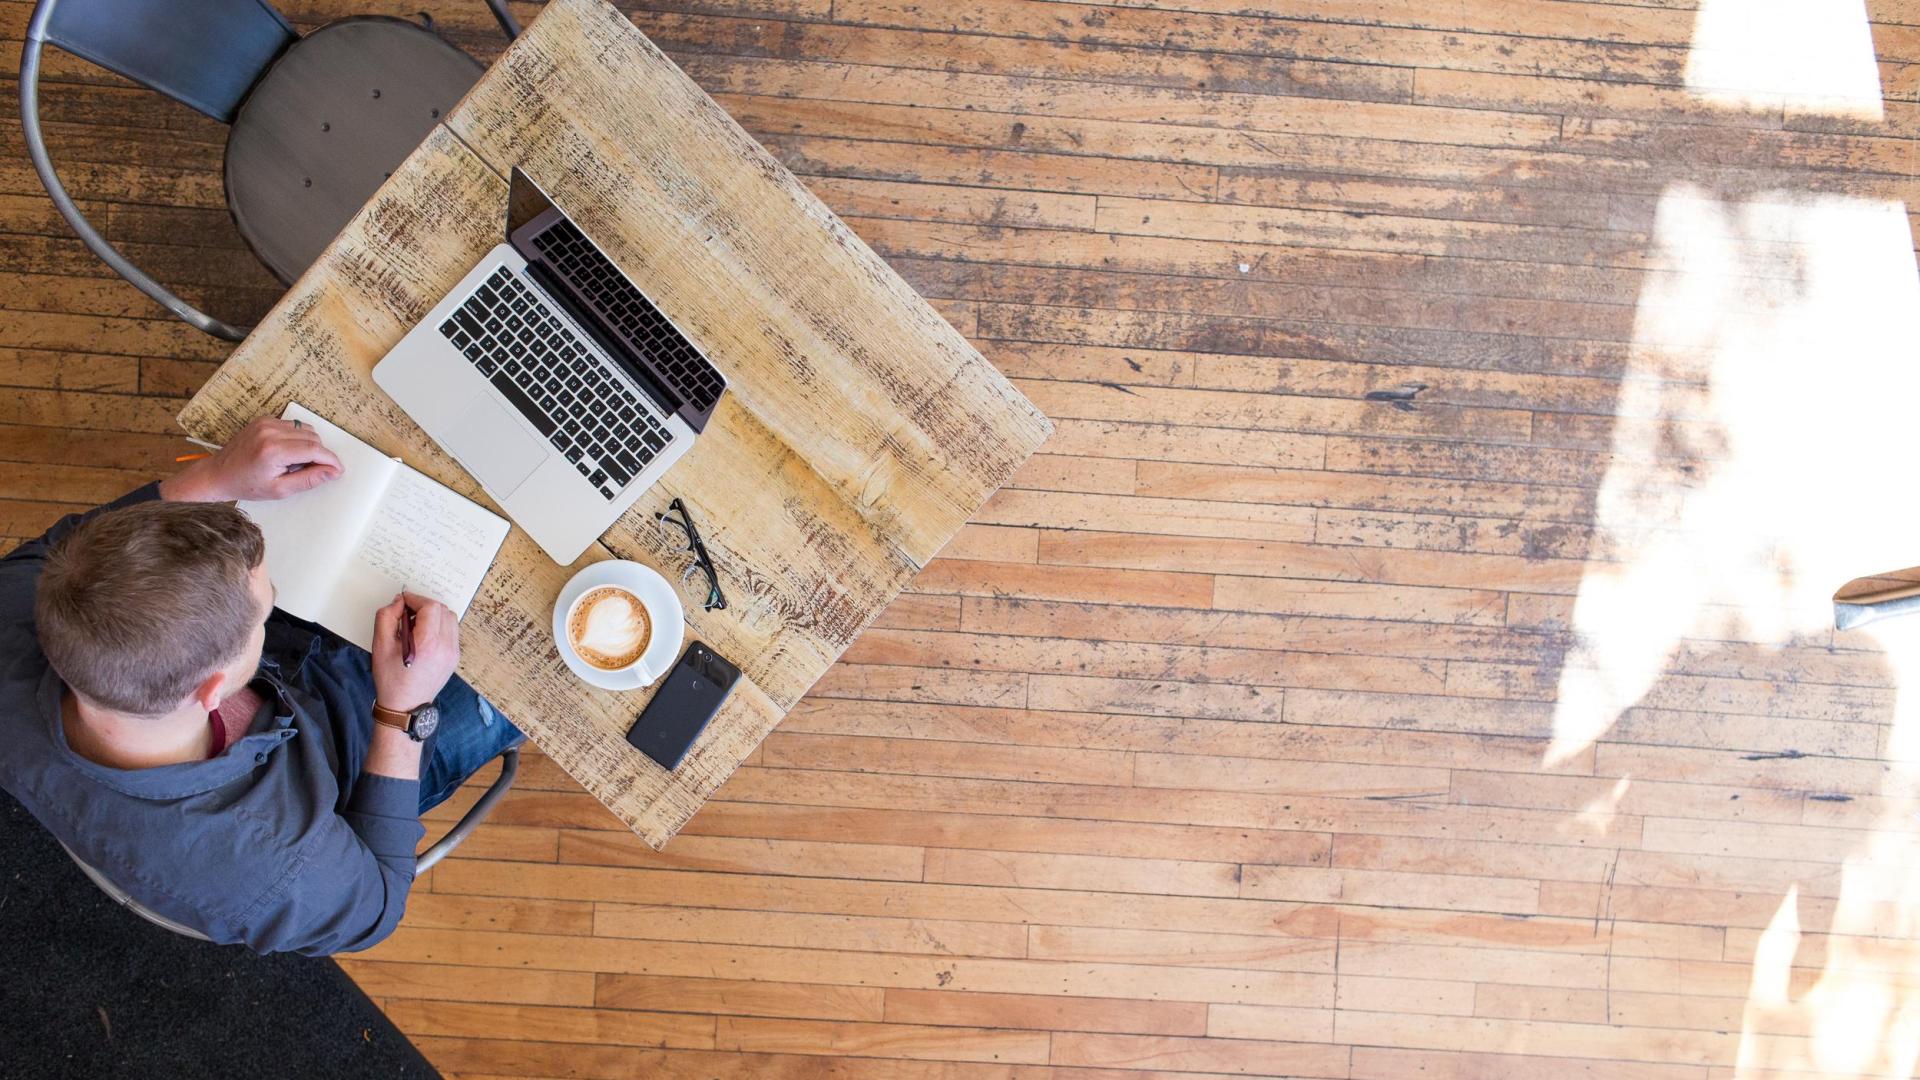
xmin=303 ymin=633 xmax=525 ymax=814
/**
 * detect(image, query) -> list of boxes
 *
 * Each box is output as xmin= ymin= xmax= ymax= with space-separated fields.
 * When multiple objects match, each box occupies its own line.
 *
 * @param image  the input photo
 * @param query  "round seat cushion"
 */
xmin=225 ymin=17 xmax=482 ymax=284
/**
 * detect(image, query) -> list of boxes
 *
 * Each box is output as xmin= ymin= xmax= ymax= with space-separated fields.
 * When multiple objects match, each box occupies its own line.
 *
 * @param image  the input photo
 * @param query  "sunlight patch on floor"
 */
xmin=1739 ymin=613 xmax=1920 ymax=1078
xmin=1551 ymin=177 xmax=1920 ymax=1078
xmin=1545 ymin=1 xmax=1920 ymax=1072
xmin=1545 ymin=206 xmax=1920 ymax=1076
xmin=1548 ymin=187 xmax=1920 ymax=766
xmin=1686 ymin=0 xmax=1884 ymax=120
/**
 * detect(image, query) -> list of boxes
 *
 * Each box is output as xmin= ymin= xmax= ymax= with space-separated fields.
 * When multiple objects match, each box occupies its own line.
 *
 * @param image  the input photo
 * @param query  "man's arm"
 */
xmin=364 ymin=591 xmax=461 ymax=783
xmin=4 ymin=417 xmax=342 ymax=566
xmin=271 ymin=591 xmax=460 ymax=954
xmin=240 ymin=811 xmax=425 ymax=955
xmin=160 ymin=417 xmax=342 ymax=503
xmin=231 ymin=592 xmax=461 ymax=956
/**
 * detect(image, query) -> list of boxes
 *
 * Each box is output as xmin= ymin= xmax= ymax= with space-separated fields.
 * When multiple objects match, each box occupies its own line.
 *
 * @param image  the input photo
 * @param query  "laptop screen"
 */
xmin=506 ymin=167 xmax=555 ymax=240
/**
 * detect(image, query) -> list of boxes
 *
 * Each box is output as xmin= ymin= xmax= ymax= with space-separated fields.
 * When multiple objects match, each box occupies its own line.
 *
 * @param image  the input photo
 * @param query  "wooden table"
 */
xmin=178 ymin=0 xmax=1051 ymax=848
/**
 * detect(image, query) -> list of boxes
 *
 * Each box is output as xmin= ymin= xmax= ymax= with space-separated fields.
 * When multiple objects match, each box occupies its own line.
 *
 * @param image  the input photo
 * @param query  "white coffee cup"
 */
xmin=565 ymin=585 xmax=652 ymax=673
xmin=551 ymin=560 xmax=684 ymax=689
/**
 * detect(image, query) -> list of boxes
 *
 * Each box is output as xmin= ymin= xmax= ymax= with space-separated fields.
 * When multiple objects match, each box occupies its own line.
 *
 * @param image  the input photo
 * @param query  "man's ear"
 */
xmin=191 ymin=669 xmax=228 ymax=713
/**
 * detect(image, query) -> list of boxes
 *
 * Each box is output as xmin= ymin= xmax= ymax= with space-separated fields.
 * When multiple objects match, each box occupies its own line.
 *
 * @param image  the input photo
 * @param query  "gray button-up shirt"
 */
xmin=0 ymin=485 xmax=424 ymax=955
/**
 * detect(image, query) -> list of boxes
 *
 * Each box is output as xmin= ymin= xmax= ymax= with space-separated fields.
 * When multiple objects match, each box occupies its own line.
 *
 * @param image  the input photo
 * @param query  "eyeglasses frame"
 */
xmin=656 ymin=497 xmax=728 ymax=612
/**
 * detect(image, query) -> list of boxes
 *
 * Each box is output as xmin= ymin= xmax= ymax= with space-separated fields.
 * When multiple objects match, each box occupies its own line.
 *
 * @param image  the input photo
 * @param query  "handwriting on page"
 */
xmin=354 ymin=468 xmax=502 ymax=615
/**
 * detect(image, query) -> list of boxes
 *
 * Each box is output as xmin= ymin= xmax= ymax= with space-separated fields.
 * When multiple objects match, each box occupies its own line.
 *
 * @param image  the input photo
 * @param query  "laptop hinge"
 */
xmin=522 ymin=258 xmax=684 ymax=417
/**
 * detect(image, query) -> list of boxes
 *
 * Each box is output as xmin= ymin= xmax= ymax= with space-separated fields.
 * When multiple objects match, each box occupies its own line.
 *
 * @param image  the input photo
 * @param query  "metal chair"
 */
xmin=19 ymin=0 xmax=522 ymax=342
xmin=59 ymin=748 xmax=519 ymax=943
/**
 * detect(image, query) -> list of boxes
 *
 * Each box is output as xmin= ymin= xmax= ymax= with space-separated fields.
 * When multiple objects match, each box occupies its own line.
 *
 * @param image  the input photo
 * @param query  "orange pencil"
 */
xmin=174 ymin=437 xmax=221 ymax=464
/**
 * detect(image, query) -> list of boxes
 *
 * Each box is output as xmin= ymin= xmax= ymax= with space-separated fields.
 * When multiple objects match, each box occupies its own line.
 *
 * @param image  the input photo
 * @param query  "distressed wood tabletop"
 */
xmin=178 ymin=0 xmax=1052 ymax=848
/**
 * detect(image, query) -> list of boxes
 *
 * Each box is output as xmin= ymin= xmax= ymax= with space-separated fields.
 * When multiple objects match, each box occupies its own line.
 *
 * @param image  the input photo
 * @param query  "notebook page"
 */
xmin=238 ymin=404 xmax=397 ymax=624
xmin=308 ymin=463 xmax=510 ymax=651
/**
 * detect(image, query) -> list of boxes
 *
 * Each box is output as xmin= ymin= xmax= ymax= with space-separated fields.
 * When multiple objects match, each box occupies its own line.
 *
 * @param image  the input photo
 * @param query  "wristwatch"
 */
xmin=372 ymin=701 xmax=440 ymax=742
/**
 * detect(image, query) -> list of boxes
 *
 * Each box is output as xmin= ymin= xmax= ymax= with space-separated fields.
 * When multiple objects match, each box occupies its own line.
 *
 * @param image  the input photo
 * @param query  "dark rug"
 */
xmin=0 ymin=788 xmax=440 ymax=1080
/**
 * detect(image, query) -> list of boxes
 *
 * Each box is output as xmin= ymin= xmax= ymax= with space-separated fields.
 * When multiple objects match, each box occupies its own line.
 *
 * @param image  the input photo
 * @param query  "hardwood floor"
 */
xmin=6 ymin=0 xmax=1920 ymax=1076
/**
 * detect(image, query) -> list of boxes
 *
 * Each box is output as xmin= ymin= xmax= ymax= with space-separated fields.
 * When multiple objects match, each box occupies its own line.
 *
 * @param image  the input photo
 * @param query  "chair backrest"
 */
xmin=33 ymin=0 xmax=297 ymax=124
xmin=59 ymin=840 xmax=212 ymax=942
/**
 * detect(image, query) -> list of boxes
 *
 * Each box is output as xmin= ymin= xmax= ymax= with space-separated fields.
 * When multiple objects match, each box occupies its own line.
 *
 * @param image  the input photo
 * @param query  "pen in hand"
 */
xmin=402 ymin=588 xmax=417 ymax=669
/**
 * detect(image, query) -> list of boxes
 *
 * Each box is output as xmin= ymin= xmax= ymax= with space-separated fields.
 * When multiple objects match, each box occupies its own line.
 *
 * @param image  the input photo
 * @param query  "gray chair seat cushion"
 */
xmin=225 ymin=16 xmax=481 ymax=284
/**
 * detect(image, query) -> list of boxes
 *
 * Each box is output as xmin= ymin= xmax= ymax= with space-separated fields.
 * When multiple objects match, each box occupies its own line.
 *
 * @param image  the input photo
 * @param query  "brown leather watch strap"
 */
xmin=371 ymin=703 xmax=414 ymax=732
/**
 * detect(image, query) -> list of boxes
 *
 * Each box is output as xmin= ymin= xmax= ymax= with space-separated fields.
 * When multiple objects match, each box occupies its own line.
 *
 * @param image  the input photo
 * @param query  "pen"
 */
xmin=402 ymin=587 xmax=417 ymax=669
xmin=174 ymin=452 xmax=213 ymax=463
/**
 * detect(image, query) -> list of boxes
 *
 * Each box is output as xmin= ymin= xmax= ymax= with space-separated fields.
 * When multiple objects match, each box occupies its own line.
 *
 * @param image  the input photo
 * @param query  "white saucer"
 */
xmin=551 ymin=560 xmax=685 ymax=691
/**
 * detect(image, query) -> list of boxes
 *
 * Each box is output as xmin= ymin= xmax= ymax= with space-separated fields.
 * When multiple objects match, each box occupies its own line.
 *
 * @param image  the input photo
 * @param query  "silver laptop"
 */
xmin=373 ymin=170 xmax=727 ymax=564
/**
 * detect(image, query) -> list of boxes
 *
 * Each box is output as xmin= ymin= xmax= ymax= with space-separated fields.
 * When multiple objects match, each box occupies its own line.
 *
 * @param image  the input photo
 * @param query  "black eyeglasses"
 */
xmin=656 ymin=497 xmax=727 ymax=612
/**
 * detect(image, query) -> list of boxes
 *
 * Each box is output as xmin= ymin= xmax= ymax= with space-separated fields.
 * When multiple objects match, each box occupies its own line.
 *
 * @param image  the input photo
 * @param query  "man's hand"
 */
xmin=161 ymin=417 xmax=344 ymax=503
xmin=370 ymin=592 xmax=460 ymax=712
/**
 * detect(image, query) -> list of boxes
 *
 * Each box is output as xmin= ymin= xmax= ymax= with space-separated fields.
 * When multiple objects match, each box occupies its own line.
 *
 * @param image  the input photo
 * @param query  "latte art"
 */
xmin=567 ymin=586 xmax=651 ymax=670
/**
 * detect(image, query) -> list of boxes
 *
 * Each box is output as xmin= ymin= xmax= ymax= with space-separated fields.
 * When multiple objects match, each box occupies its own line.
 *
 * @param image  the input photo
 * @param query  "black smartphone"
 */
xmin=626 ymin=641 xmax=740 ymax=770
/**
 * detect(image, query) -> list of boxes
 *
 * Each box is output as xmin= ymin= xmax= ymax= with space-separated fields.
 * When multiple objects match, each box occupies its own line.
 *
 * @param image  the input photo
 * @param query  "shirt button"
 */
xmin=254 ymin=753 xmax=266 ymax=763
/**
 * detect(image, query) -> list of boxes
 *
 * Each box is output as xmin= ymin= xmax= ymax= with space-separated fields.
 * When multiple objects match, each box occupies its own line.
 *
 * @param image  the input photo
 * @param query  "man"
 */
xmin=0 ymin=416 xmax=523 ymax=955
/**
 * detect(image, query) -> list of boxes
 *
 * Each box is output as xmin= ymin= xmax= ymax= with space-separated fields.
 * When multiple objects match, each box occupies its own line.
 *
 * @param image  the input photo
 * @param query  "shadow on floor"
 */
xmin=0 ymin=789 xmax=440 ymax=1080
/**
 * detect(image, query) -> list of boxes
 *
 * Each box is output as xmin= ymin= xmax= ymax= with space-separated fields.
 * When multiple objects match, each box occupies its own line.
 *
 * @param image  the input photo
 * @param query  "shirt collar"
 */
xmin=39 ymin=667 xmax=300 ymax=800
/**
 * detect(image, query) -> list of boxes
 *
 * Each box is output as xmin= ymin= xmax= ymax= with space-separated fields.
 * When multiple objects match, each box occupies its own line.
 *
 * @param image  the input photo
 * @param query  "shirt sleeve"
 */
xmin=4 ymin=483 xmax=163 ymax=565
xmin=238 ymin=773 xmax=426 ymax=956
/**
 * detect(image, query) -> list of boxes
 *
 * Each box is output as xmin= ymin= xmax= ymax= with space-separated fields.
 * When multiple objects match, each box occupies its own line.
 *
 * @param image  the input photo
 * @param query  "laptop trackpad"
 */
xmin=442 ymin=394 xmax=546 ymax=496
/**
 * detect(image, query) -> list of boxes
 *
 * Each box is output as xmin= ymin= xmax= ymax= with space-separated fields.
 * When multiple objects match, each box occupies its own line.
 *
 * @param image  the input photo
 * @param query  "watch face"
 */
xmin=412 ymin=704 xmax=440 ymax=740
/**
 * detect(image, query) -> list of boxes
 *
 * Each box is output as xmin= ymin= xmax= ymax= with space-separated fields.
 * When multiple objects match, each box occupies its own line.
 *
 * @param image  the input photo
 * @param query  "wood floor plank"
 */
xmin=336 ymin=960 xmax=598 ymax=1008
xmin=595 ymin=974 xmax=887 ymax=1022
xmin=886 ymin=987 xmax=1209 ymax=1036
xmin=713 ymin=1015 xmax=1052 ymax=1064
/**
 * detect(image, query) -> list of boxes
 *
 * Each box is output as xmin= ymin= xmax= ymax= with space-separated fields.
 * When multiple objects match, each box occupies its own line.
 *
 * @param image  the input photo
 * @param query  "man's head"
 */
xmin=35 ymin=501 xmax=272 ymax=717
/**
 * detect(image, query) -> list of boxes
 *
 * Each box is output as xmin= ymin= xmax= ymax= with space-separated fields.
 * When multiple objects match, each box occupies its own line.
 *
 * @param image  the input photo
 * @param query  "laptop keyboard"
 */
xmin=439 ymin=266 xmax=672 ymax=500
xmin=528 ymin=219 xmax=726 ymax=417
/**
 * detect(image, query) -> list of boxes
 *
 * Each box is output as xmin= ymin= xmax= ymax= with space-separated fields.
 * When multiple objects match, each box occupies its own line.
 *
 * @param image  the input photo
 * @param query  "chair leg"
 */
xmin=416 ymin=748 xmax=520 ymax=874
xmin=485 ymin=0 xmax=521 ymax=39
xmin=19 ymin=21 xmax=247 ymax=341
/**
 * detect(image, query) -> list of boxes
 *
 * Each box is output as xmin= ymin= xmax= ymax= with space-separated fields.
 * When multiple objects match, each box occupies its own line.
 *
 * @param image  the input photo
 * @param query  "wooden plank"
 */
xmin=681 ymin=55 xmax=1564 ymax=149
xmin=336 ymin=960 xmax=597 ymax=1007
xmin=712 ymin=1016 xmax=1051 ymax=1064
xmin=366 ymin=925 xmax=1337 ymax=1007
xmin=830 ymin=0 xmax=1688 ymax=85
xmin=595 ymin=974 xmax=887 ymax=1022
xmin=384 ymin=1000 xmax=718 ymax=1050
xmin=885 ymin=988 xmax=1209 ymax=1036
xmin=593 ymin=903 xmax=1028 ymax=957
xmin=684 ymin=798 xmax=1336 ymax=866
xmin=624 ymin=8 xmax=1418 ymax=104
xmin=1049 ymin=1031 xmax=1351 ymax=1076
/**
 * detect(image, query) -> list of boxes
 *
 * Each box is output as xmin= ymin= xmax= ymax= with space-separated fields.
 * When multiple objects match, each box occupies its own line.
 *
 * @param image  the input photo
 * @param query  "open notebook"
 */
xmin=239 ymin=404 xmax=510 ymax=652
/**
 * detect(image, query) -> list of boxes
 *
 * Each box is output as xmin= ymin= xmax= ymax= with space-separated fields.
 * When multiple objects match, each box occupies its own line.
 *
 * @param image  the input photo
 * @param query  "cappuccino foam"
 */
xmin=568 ymin=586 xmax=651 ymax=670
